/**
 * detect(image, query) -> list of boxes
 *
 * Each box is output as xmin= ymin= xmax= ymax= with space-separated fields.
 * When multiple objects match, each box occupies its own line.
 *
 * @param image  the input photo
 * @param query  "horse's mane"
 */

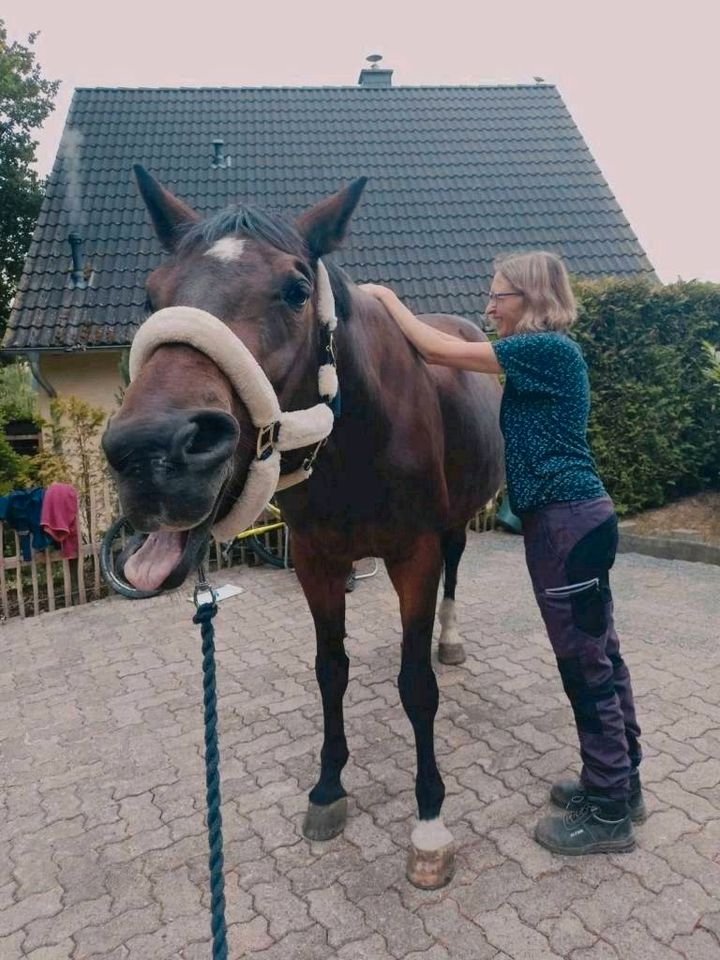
xmin=177 ymin=206 xmax=353 ymax=322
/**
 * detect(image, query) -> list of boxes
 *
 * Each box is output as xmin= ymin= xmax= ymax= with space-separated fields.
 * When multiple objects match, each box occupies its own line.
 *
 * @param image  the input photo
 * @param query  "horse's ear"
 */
xmin=133 ymin=164 xmax=200 ymax=252
xmin=295 ymin=178 xmax=368 ymax=258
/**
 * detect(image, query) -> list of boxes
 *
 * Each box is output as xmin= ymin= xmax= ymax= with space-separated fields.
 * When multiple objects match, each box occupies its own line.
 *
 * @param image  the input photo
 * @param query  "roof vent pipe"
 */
xmin=68 ymin=233 xmax=87 ymax=290
xmin=211 ymin=138 xmax=231 ymax=168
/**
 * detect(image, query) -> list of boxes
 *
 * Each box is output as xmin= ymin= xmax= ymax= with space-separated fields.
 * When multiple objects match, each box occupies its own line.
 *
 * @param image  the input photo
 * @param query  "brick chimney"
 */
xmin=358 ymin=54 xmax=393 ymax=88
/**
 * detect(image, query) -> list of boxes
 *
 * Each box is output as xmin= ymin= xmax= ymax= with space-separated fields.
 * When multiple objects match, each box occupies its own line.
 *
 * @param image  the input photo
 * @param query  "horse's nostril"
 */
xmin=103 ymin=410 xmax=239 ymax=476
xmin=172 ymin=422 xmax=200 ymax=461
xmin=180 ymin=411 xmax=239 ymax=467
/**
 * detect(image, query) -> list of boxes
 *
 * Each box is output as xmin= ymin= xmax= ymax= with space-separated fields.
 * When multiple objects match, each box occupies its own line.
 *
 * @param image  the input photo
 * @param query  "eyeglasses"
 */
xmin=482 ymin=290 xmax=524 ymax=304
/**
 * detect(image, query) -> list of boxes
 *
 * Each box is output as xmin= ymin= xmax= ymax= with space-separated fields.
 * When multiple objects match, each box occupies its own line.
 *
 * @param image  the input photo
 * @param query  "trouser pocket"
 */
xmin=564 ymin=514 xmax=618 ymax=636
xmin=543 ymin=577 xmax=608 ymax=637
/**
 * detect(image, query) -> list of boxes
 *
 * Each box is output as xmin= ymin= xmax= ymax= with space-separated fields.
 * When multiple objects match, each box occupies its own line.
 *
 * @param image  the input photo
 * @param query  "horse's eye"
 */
xmin=283 ymin=279 xmax=310 ymax=310
xmin=144 ymin=294 xmax=154 ymax=315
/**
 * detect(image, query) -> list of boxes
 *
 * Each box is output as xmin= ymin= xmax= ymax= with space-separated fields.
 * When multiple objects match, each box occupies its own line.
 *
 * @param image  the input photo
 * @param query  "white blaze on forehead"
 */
xmin=205 ymin=237 xmax=246 ymax=262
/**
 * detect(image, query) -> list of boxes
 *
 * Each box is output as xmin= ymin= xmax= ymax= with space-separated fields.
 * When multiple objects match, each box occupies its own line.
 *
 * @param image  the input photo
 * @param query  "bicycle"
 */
xmin=224 ymin=501 xmax=292 ymax=569
xmin=101 ymin=501 xmax=377 ymax=597
xmin=226 ymin=501 xmax=379 ymax=589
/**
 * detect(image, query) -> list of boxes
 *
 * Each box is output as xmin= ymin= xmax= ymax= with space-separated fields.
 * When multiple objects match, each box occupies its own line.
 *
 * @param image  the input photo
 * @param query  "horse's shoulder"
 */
xmin=417 ymin=313 xmax=489 ymax=343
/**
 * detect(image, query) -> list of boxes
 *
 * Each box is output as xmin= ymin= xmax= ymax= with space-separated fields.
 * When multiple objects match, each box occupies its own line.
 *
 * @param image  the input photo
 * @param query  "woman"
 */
xmin=360 ymin=251 xmax=643 ymax=856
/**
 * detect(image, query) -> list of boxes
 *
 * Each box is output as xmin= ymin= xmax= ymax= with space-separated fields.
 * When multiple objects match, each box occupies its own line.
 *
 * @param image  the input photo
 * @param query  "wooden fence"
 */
xmin=0 ymin=486 xmax=501 ymax=621
xmin=0 ymin=481 xmax=288 ymax=621
xmin=0 ymin=482 xmax=113 ymax=620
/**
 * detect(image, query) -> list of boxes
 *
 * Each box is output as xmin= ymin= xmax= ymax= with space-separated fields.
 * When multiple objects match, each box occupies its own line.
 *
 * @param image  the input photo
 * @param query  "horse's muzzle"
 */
xmin=102 ymin=408 xmax=239 ymax=531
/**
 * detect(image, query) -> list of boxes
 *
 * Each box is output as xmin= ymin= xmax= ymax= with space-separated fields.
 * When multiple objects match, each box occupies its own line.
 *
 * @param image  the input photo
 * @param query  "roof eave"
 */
xmin=1 ymin=344 xmax=129 ymax=357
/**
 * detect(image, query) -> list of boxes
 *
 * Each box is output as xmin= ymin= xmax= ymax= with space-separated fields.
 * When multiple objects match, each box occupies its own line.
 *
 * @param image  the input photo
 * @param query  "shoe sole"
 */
xmin=534 ymin=831 xmax=636 ymax=856
xmin=550 ymin=794 xmax=648 ymax=825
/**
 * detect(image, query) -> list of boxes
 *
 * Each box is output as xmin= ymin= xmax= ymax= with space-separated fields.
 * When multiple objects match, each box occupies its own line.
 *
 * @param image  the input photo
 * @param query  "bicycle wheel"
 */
xmin=247 ymin=534 xmax=293 ymax=569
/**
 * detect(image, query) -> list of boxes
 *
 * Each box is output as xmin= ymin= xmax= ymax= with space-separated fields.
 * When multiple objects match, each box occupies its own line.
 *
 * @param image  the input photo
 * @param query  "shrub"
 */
xmin=573 ymin=279 xmax=720 ymax=515
xmin=0 ymin=431 xmax=31 ymax=495
xmin=0 ymin=362 xmax=41 ymax=425
xmin=31 ymin=396 xmax=108 ymax=535
xmin=0 ymin=363 xmax=39 ymax=492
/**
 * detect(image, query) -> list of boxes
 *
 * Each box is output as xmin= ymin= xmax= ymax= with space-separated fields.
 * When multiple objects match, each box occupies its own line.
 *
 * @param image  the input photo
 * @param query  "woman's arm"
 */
xmin=359 ymin=284 xmax=502 ymax=375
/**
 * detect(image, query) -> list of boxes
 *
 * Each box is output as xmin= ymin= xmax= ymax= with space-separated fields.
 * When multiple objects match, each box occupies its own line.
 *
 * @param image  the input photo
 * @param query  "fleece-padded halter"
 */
xmin=128 ymin=261 xmax=339 ymax=541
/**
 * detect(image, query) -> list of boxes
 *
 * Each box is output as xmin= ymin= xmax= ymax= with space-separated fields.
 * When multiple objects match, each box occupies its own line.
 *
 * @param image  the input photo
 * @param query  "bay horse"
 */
xmin=102 ymin=167 xmax=504 ymax=888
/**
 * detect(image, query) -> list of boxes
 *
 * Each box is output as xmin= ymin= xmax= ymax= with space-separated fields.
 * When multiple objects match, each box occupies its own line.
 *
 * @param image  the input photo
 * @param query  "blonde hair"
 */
xmin=494 ymin=251 xmax=576 ymax=332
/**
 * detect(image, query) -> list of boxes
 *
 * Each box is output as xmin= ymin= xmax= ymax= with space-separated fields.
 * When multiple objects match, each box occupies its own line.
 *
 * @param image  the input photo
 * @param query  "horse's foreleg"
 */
xmin=438 ymin=526 xmax=468 ymax=665
xmin=385 ymin=533 xmax=455 ymax=889
xmin=292 ymin=537 xmax=353 ymax=841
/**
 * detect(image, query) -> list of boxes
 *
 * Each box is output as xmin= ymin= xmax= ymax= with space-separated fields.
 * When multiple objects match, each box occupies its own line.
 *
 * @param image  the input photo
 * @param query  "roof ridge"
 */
xmin=74 ymin=83 xmax=557 ymax=93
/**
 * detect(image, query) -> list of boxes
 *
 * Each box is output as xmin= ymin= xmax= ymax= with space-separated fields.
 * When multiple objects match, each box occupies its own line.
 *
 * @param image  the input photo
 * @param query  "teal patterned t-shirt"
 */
xmin=492 ymin=332 xmax=606 ymax=514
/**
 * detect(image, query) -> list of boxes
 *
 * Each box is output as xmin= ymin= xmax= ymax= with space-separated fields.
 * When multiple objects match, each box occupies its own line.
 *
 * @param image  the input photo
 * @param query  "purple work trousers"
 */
xmin=522 ymin=496 xmax=642 ymax=800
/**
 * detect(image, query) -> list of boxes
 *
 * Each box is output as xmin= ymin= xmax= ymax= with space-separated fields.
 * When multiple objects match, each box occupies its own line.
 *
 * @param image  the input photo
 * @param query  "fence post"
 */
xmin=29 ymin=550 xmax=40 ymax=617
xmin=0 ymin=525 xmax=7 ymax=621
xmin=45 ymin=549 xmax=56 ymax=613
xmin=13 ymin=532 xmax=25 ymax=619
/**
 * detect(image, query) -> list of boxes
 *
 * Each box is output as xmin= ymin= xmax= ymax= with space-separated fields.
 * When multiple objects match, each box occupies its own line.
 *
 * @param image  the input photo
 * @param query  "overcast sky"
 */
xmin=6 ymin=0 xmax=719 ymax=283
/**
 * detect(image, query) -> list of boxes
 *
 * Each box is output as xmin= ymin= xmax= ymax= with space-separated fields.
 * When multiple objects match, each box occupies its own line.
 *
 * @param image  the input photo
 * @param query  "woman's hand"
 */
xmin=358 ymin=282 xmax=396 ymax=305
xmin=359 ymin=281 xmax=501 ymax=373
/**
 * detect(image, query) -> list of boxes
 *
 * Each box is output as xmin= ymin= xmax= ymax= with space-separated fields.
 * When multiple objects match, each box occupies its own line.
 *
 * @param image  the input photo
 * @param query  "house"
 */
xmin=3 ymin=64 xmax=656 ymax=420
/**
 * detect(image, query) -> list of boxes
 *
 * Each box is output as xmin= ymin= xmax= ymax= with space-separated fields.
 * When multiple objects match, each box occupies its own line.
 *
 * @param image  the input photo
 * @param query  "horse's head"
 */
xmin=102 ymin=166 xmax=366 ymax=591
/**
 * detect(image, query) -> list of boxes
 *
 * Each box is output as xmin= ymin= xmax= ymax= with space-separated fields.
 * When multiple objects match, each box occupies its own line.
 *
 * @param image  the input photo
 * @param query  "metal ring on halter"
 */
xmin=100 ymin=515 xmax=163 ymax=600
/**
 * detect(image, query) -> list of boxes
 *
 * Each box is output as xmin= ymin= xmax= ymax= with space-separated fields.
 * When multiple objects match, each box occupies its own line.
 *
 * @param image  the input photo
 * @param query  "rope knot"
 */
xmin=193 ymin=602 xmax=219 ymax=626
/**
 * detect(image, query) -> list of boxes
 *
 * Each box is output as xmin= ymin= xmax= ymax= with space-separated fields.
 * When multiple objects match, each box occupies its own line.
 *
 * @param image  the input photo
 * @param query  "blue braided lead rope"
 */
xmin=193 ymin=601 xmax=228 ymax=960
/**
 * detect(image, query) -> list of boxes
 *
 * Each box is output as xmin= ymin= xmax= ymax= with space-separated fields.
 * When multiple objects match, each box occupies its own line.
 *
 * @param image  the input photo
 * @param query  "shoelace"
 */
xmin=563 ymin=796 xmax=598 ymax=827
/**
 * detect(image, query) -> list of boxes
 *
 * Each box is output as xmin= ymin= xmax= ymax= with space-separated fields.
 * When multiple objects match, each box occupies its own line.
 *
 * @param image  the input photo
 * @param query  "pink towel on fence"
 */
xmin=40 ymin=483 xmax=79 ymax=560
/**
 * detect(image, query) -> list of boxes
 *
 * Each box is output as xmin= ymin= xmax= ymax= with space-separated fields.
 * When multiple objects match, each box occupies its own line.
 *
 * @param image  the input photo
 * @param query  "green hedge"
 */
xmin=572 ymin=279 xmax=720 ymax=516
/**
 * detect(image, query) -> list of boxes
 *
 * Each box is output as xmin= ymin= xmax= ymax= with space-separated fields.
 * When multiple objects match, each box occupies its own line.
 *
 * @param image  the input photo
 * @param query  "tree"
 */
xmin=32 ymin=396 xmax=108 ymax=538
xmin=0 ymin=21 xmax=58 ymax=340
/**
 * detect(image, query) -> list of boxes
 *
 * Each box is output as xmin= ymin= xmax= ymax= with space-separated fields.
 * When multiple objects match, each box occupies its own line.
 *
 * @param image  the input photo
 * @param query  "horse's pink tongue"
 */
xmin=124 ymin=531 xmax=184 ymax=591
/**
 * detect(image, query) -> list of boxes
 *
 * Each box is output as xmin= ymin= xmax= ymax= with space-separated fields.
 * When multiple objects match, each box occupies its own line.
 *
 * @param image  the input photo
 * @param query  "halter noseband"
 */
xmin=128 ymin=261 xmax=339 ymax=541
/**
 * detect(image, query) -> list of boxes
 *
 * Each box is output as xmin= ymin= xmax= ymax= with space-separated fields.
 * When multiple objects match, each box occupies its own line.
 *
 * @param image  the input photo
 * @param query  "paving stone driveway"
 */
xmin=1 ymin=532 xmax=720 ymax=960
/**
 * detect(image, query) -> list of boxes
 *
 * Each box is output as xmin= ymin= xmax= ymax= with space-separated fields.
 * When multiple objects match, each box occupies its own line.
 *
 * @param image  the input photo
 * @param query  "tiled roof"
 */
xmin=5 ymin=84 xmax=656 ymax=351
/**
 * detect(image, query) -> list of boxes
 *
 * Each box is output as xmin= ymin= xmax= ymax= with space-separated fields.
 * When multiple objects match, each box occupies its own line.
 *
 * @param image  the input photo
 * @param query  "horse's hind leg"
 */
xmin=292 ymin=538 xmax=353 ymax=841
xmin=438 ymin=526 xmax=467 ymax=665
xmin=385 ymin=532 xmax=455 ymax=889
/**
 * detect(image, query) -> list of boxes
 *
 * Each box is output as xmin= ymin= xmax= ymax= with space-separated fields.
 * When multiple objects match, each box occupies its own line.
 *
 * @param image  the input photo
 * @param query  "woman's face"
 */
xmin=485 ymin=272 xmax=525 ymax=338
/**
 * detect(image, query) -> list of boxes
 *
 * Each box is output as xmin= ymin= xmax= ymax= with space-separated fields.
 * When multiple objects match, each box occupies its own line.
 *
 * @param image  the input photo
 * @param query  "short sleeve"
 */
xmin=493 ymin=334 xmax=576 ymax=397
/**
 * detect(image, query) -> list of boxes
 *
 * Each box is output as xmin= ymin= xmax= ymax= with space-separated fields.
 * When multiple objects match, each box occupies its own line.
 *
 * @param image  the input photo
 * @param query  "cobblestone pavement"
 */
xmin=2 ymin=532 xmax=720 ymax=960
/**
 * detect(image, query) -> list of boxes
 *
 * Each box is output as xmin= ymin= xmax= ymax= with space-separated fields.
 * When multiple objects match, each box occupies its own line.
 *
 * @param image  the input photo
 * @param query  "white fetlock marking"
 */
xmin=411 ymin=817 xmax=454 ymax=851
xmin=438 ymin=597 xmax=461 ymax=646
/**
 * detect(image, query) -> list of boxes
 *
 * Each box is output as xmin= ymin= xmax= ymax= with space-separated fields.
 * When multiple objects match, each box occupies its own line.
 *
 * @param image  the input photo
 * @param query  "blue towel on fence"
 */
xmin=0 ymin=488 xmax=58 ymax=560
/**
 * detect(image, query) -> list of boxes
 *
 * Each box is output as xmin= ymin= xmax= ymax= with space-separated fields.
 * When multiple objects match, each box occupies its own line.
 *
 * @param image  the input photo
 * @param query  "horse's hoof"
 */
xmin=303 ymin=796 xmax=348 ymax=841
xmin=406 ymin=818 xmax=456 ymax=889
xmin=438 ymin=642 xmax=466 ymax=665
xmin=406 ymin=841 xmax=455 ymax=889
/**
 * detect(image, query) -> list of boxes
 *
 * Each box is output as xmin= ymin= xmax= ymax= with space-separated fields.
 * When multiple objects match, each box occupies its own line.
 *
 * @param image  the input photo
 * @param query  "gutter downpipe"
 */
xmin=27 ymin=350 xmax=57 ymax=399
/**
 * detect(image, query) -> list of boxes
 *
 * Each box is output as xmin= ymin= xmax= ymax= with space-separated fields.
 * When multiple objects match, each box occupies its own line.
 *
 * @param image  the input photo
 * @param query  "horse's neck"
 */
xmin=280 ymin=290 xmax=423 ymax=431
xmin=335 ymin=294 xmax=421 ymax=411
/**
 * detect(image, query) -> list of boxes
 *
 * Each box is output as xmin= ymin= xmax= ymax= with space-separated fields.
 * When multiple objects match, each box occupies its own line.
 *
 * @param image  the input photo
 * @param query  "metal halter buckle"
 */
xmin=327 ymin=330 xmax=337 ymax=365
xmin=302 ymin=437 xmax=328 ymax=474
xmin=256 ymin=422 xmax=279 ymax=461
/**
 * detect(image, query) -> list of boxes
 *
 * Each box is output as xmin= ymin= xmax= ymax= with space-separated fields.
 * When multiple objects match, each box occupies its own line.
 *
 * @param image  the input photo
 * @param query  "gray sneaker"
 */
xmin=535 ymin=795 xmax=635 ymax=855
xmin=550 ymin=769 xmax=647 ymax=824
